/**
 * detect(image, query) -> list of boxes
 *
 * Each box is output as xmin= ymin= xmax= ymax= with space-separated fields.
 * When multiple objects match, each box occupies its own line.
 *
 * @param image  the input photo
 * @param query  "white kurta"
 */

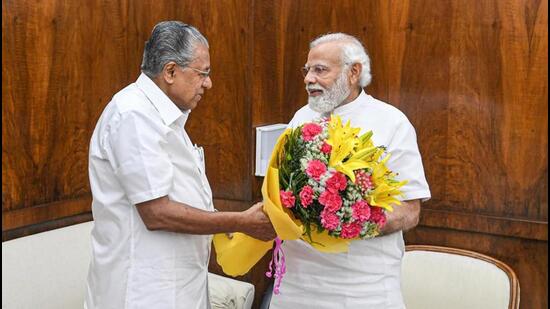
xmin=85 ymin=73 xmax=214 ymax=309
xmin=270 ymin=90 xmax=431 ymax=309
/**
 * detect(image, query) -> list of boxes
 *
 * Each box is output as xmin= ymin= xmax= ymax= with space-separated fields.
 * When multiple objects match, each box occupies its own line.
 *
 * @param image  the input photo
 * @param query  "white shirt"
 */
xmin=270 ymin=90 xmax=431 ymax=309
xmin=85 ymin=73 xmax=214 ymax=309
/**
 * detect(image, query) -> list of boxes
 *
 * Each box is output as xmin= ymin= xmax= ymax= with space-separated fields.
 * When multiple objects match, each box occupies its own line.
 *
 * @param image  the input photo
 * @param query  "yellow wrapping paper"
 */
xmin=213 ymin=129 xmax=353 ymax=277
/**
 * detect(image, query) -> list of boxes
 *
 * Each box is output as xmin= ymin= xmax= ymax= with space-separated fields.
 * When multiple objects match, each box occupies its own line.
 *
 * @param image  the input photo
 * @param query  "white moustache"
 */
xmin=306 ymin=85 xmax=325 ymax=94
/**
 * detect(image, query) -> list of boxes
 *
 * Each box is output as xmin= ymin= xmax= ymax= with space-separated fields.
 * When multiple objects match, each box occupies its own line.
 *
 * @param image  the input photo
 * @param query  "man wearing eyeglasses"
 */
xmin=85 ymin=21 xmax=275 ymax=309
xmin=268 ymin=33 xmax=431 ymax=308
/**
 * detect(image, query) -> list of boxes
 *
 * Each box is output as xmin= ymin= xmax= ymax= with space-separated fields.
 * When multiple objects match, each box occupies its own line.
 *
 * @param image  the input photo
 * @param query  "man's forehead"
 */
xmin=193 ymin=45 xmax=209 ymax=58
xmin=306 ymin=42 xmax=341 ymax=66
xmin=191 ymin=45 xmax=210 ymax=66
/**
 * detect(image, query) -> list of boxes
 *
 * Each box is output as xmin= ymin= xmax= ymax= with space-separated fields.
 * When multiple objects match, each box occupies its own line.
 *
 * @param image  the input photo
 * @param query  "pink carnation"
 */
xmin=320 ymin=210 xmax=340 ymax=231
xmin=326 ymin=172 xmax=347 ymax=193
xmin=280 ymin=190 xmax=295 ymax=208
xmin=318 ymin=191 xmax=342 ymax=212
xmin=320 ymin=142 xmax=332 ymax=154
xmin=370 ymin=206 xmax=387 ymax=228
xmin=302 ymin=123 xmax=323 ymax=141
xmin=306 ymin=160 xmax=327 ymax=181
xmin=340 ymin=221 xmax=363 ymax=239
xmin=352 ymin=200 xmax=372 ymax=222
xmin=299 ymin=185 xmax=314 ymax=208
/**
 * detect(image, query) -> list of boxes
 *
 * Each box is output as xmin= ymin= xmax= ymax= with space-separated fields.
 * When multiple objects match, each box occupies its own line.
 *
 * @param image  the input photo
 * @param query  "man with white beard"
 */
xmin=268 ymin=33 xmax=431 ymax=308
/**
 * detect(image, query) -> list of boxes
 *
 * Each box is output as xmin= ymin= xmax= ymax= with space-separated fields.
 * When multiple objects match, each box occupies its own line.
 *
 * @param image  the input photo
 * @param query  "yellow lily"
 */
xmin=327 ymin=116 xmax=387 ymax=182
xmin=367 ymin=182 xmax=407 ymax=211
xmin=327 ymin=116 xmax=361 ymax=168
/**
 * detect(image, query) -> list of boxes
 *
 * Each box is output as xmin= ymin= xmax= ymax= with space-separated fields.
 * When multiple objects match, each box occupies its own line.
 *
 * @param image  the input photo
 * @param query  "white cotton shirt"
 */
xmin=85 ymin=73 xmax=214 ymax=309
xmin=269 ymin=90 xmax=431 ymax=309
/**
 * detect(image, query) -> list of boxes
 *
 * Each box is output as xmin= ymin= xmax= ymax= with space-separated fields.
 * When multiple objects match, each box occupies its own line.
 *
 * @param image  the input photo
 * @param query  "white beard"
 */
xmin=307 ymin=72 xmax=351 ymax=114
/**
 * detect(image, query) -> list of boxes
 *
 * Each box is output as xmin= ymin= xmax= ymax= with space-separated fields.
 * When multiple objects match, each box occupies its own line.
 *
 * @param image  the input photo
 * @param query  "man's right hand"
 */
xmin=240 ymin=202 xmax=276 ymax=241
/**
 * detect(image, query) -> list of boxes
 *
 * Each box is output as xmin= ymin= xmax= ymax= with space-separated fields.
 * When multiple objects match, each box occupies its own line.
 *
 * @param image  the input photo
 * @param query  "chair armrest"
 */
xmin=208 ymin=272 xmax=255 ymax=309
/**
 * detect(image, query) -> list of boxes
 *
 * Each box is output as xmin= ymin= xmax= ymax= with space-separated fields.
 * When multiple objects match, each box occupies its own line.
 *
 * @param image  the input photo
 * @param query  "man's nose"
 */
xmin=203 ymin=76 xmax=212 ymax=89
xmin=303 ymin=71 xmax=317 ymax=85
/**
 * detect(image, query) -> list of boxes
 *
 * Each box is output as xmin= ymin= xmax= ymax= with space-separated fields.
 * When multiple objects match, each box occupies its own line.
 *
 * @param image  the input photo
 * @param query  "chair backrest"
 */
xmin=2 ymin=221 xmax=94 ymax=309
xmin=401 ymin=245 xmax=520 ymax=309
xmin=2 ymin=221 xmax=255 ymax=309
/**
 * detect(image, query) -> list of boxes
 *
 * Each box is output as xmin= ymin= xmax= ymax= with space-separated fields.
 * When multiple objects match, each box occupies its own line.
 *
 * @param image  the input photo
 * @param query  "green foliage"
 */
xmin=278 ymin=125 xmax=307 ymax=192
xmin=277 ymin=125 xmax=319 ymax=235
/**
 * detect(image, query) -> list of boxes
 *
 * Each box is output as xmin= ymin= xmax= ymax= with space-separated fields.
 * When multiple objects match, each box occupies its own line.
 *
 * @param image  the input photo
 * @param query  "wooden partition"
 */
xmin=3 ymin=1 xmax=547 ymax=308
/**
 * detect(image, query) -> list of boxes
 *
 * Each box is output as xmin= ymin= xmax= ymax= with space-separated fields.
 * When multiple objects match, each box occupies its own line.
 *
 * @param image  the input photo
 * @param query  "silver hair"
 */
xmin=141 ymin=21 xmax=209 ymax=78
xmin=310 ymin=33 xmax=372 ymax=87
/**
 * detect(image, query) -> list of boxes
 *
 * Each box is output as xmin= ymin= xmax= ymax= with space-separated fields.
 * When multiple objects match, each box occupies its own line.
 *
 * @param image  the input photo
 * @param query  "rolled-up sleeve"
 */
xmin=387 ymin=119 xmax=431 ymax=202
xmin=105 ymin=110 xmax=174 ymax=205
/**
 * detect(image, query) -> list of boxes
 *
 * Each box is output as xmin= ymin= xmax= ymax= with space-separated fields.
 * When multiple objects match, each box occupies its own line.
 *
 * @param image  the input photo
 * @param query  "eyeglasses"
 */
xmin=301 ymin=63 xmax=352 ymax=78
xmin=184 ymin=66 xmax=211 ymax=79
xmin=301 ymin=64 xmax=330 ymax=78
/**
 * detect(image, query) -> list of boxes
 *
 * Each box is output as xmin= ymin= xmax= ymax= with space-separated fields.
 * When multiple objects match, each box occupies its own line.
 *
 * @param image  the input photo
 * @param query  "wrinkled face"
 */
xmin=168 ymin=44 xmax=212 ymax=111
xmin=303 ymin=42 xmax=351 ymax=113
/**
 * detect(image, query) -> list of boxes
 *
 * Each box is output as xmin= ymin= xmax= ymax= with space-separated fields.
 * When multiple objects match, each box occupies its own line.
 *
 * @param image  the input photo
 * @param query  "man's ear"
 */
xmin=349 ymin=63 xmax=362 ymax=85
xmin=162 ymin=62 xmax=178 ymax=85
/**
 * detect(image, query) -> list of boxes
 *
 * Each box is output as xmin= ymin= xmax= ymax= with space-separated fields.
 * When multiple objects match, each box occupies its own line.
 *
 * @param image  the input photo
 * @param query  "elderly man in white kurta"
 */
xmin=85 ymin=21 xmax=275 ymax=309
xmin=269 ymin=34 xmax=431 ymax=309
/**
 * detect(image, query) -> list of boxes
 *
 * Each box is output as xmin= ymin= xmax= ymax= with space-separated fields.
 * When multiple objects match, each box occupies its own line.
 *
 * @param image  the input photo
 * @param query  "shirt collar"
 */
xmin=332 ymin=89 xmax=369 ymax=114
xmin=135 ymin=73 xmax=185 ymax=126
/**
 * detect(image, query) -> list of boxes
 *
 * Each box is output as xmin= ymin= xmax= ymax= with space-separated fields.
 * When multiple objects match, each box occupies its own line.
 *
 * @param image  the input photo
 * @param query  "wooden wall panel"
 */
xmin=185 ymin=0 xmax=253 ymax=201
xmin=413 ymin=0 xmax=548 ymax=220
xmin=3 ymin=0 xmax=548 ymax=308
xmin=2 ymin=0 xmax=129 ymax=212
xmin=2 ymin=0 xmax=254 ymax=233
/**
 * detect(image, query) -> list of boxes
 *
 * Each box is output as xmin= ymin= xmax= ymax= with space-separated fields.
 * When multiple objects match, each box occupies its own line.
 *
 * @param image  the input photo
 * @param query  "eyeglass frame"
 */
xmin=178 ymin=64 xmax=211 ymax=80
xmin=301 ymin=62 xmax=351 ymax=78
xmin=185 ymin=66 xmax=211 ymax=79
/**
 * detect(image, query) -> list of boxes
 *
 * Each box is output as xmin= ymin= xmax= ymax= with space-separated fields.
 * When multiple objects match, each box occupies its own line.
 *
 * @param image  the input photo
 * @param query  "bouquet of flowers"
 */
xmin=213 ymin=115 xmax=407 ymax=293
xmin=278 ymin=116 xmax=406 ymax=241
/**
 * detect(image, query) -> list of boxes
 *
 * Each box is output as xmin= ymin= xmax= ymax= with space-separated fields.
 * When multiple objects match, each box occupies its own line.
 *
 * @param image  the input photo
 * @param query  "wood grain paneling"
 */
xmin=2 ymin=0 xmax=129 ymax=212
xmin=2 ymin=196 xmax=91 ymax=231
xmin=420 ymin=207 xmax=548 ymax=241
xmin=186 ymin=0 xmax=254 ymax=201
xmin=2 ymin=212 xmax=92 ymax=241
xmin=3 ymin=0 xmax=547 ymax=308
xmin=3 ymin=0 xmax=254 ymax=229
xmin=420 ymin=0 xmax=548 ymax=220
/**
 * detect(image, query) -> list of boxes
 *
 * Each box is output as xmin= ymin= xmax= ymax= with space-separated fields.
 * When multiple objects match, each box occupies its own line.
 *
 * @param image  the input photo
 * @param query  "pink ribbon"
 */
xmin=265 ymin=237 xmax=286 ymax=295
